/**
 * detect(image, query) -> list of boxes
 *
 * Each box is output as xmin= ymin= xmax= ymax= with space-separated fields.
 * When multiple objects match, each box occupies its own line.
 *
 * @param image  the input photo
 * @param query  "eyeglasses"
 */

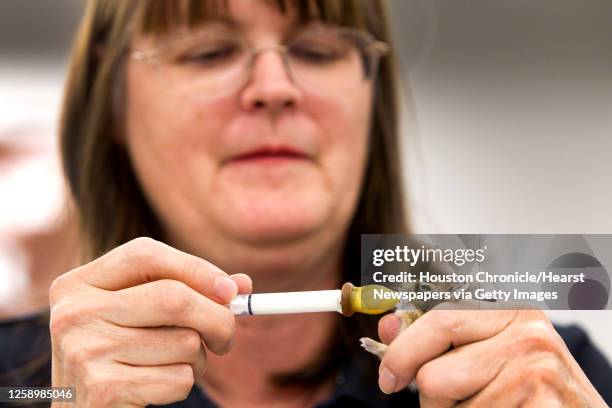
xmin=130 ymin=25 xmax=389 ymax=98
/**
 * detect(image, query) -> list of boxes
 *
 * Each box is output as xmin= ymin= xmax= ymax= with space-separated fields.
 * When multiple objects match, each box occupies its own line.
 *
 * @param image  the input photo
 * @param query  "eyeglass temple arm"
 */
xmin=368 ymin=41 xmax=390 ymax=56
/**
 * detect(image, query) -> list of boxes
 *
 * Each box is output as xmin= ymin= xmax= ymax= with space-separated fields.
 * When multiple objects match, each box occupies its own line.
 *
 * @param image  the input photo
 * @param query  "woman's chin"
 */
xmin=212 ymin=198 xmax=332 ymax=246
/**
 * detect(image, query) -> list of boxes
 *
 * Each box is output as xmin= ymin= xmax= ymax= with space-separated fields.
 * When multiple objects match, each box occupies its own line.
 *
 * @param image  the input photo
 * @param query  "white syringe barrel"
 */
xmin=229 ymin=290 xmax=342 ymax=315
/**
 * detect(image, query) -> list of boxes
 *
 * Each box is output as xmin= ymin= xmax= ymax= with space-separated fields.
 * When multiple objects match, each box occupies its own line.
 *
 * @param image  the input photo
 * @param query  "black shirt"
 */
xmin=1 ymin=312 xmax=610 ymax=407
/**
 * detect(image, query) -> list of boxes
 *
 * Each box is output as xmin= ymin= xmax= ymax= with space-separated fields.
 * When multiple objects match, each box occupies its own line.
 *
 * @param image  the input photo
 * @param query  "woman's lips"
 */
xmin=229 ymin=147 xmax=310 ymax=165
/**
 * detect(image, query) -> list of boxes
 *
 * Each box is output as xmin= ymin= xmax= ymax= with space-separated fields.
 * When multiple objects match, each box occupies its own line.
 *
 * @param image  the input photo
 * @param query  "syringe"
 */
xmin=228 ymin=282 xmax=399 ymax=316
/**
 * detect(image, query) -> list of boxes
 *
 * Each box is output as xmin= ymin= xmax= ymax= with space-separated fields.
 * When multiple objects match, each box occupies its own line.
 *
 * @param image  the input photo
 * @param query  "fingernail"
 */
xmin=229 ymin=273 xmax=252 ymax=286
xmin=213 ymin=276 xmax=238 ymax=302
xmin=379 ymin=366 xmax=397 ymax=394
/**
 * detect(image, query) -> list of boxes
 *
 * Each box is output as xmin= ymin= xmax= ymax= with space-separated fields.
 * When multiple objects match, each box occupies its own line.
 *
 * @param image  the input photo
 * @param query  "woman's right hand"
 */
xmin=49 ymin=237 xmax=251 ymax=407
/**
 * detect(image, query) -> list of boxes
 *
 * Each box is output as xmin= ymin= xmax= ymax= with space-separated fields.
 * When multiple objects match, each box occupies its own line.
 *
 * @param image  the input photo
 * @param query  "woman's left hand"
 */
xmin=377 ymin=308 xmax=608 ymax=407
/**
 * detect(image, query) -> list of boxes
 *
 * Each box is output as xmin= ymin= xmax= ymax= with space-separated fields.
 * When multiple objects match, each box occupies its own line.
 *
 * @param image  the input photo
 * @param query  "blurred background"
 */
xmin=0 ymin=0 xmax=610 ymax=358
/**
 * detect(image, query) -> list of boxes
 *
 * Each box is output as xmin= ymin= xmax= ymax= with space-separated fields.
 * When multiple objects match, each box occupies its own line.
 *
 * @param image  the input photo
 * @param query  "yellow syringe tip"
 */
xmin=341 ymin=282 xmax=399 ymax=316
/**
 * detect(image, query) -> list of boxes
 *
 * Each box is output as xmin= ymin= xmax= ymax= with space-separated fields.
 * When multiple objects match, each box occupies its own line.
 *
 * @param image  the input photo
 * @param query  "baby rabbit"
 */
xmin=359 ymin=261 xmax=472 ymax=359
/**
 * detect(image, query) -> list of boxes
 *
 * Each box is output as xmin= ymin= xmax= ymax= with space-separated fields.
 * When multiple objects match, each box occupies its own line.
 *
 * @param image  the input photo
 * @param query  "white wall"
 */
xmin=390 ymin=0 xmax=612 ymax=360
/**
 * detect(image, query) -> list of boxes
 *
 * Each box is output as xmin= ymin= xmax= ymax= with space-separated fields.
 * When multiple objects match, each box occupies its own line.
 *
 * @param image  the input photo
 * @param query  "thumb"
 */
xmin=378 ymin=313 xmax=401 ymax=344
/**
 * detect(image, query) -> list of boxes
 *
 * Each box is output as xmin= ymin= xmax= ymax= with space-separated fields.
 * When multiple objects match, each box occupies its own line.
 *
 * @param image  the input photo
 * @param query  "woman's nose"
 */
xmin=240 ymin=51 xmax=302 ymax=115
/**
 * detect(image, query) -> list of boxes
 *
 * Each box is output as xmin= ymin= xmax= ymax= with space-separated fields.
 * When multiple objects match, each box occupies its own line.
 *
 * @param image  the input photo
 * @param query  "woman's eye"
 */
xmin=181 ymin=44 xmax=240 ymax=65
xmin=289 ymin=42 xmax=344 ymax=64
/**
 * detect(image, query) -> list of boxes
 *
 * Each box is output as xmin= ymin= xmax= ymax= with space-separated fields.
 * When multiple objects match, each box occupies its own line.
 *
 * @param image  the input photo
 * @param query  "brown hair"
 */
xmin=60 ymin=0 xmax=409 ymax=387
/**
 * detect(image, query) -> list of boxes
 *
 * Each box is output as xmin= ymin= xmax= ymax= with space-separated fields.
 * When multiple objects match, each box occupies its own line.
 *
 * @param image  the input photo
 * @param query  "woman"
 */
xmin=1 ymin=0 xmax=610 ymax=407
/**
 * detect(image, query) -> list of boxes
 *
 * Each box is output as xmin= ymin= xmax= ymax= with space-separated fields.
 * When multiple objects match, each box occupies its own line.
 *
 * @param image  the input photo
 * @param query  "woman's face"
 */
xmin=125 ymin=0 xmax=373 ymax=270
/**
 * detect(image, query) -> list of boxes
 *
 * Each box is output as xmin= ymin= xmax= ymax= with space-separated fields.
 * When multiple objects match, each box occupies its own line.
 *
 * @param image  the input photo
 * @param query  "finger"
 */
xmin=456 ymin=349 xmax=572 ymax=408
xmin=103 ymin=279 xmax=235 ymax=354
xmin=85 ymin=363 xmax=195 ymax=406
xmin=109 ymin=327 xmax=207 ymax=374
xmin=455 ymin=359 xmax=531 ymax=408
xmin=74 ymin=237 xmax=237 ymax=304
xmin=229 ymin=273 xmax=252 ymax=295
xmin=61 ymin=323 xmax=206 ymax=368
xmin=416 ymin=339 xmax=507 ymax=407
xmin=378 ymin=313 xmax=401 ymax=344
xmin=380 ymin=308 xmax=518 ymax=393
